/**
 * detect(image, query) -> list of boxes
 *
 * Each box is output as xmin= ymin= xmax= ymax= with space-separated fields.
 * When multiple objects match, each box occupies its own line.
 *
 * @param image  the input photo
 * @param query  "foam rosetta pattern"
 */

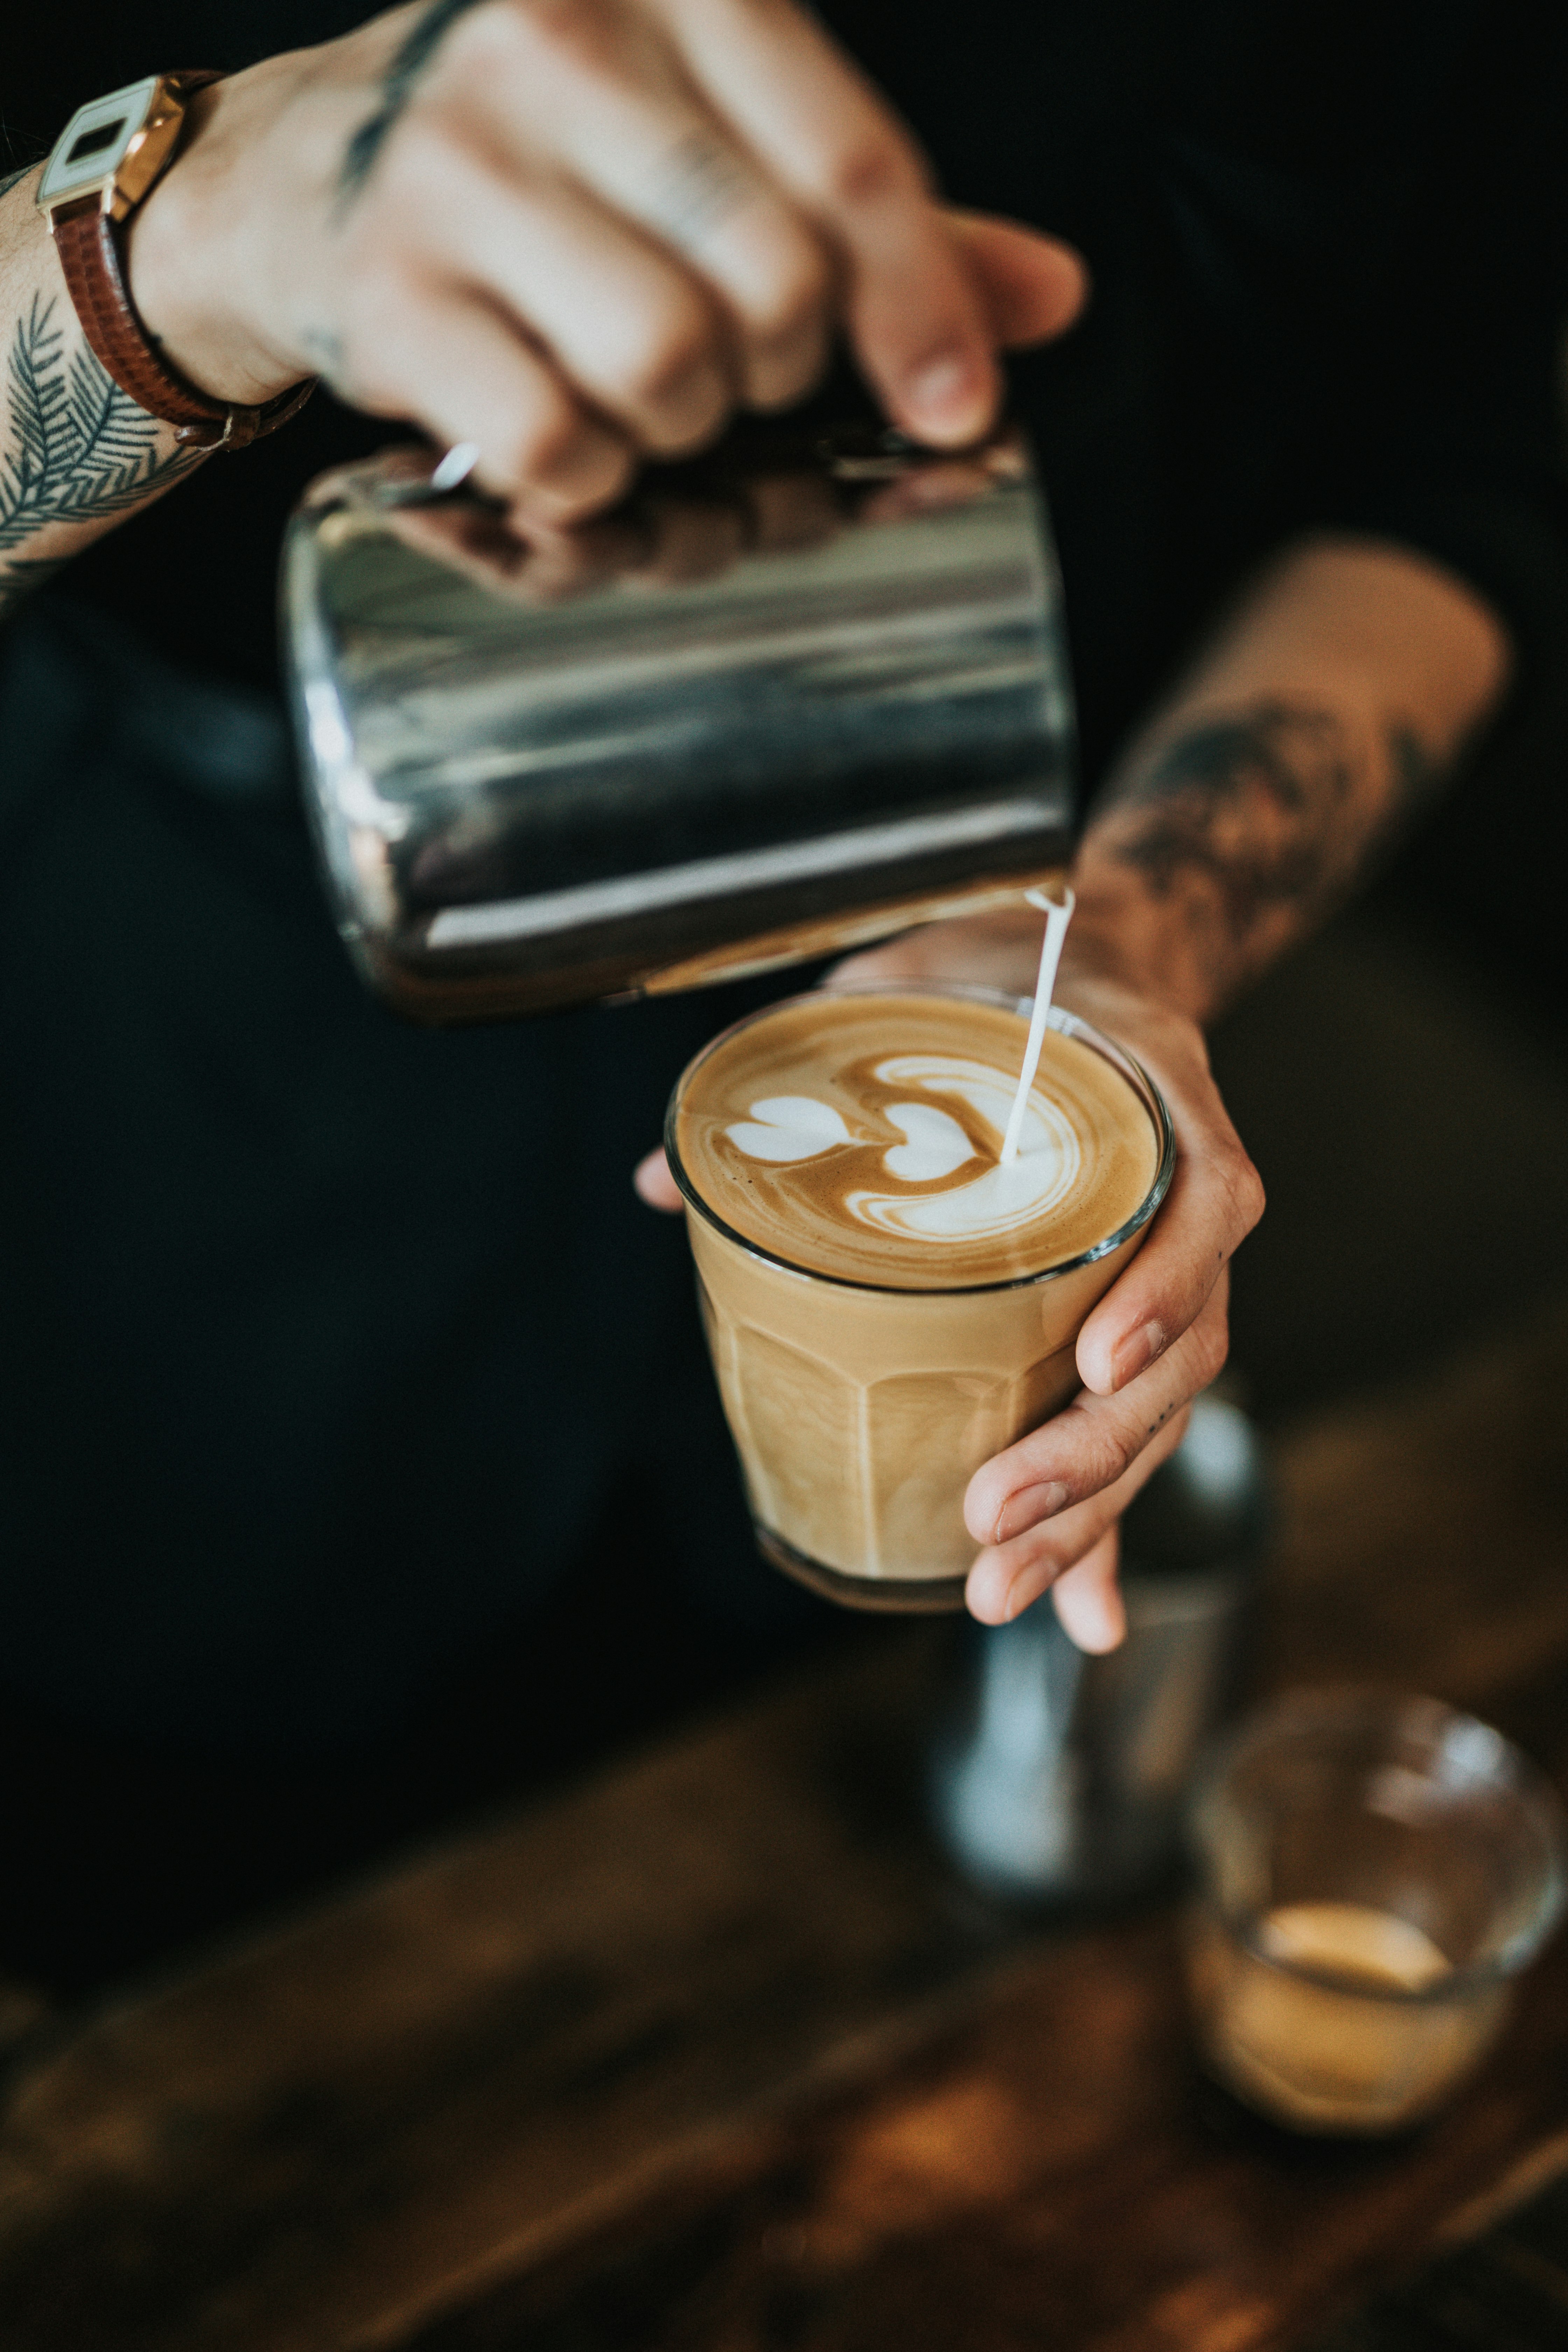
xmin=679 ymin=992 xmax=1159 ymax=1291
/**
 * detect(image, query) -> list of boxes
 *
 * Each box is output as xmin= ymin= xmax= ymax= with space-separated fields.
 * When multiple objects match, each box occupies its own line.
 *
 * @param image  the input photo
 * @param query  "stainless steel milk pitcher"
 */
xmin=284 ymin=416 xmax=1077 ymax=1022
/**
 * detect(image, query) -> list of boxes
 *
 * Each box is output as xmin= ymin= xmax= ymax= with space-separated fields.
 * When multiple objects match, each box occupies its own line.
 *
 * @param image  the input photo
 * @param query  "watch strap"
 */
xmin=46 ymin=71 xmax=314 ymax=452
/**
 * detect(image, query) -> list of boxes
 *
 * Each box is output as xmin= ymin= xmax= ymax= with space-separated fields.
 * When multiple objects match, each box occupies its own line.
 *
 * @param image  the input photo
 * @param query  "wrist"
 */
xmin=126 ymin=65 xmax=313 ymax=407
xmin=1057 ymin=875 xmax=1223 ymax=1030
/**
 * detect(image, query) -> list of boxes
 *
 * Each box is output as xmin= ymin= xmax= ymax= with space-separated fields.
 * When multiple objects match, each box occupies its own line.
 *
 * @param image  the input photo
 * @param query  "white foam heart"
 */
xmin=848 ymin=1054 xmax=1081 ymax=1243
xmin=882 ymin=1102 xmax=974 ymax=1182
xmin=727 ymin=1096 xmax=853 ymax=1162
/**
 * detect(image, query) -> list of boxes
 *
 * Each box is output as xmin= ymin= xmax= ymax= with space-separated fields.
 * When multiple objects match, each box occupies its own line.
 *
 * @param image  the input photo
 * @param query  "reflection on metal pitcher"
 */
xmin=284 ymin=418 xmax=1077 ymax=1021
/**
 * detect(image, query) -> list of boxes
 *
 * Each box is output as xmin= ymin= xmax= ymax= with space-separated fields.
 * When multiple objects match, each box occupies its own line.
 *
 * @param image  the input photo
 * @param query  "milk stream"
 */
xmin=999 ymin=887 xmax=1076 ymax=1165
xmin=719 ymin=897 xmax=1092 ymax=1251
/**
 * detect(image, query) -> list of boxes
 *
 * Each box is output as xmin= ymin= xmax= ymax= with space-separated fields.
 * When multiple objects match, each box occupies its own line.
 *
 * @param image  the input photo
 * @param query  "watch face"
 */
xmin=38 ymin=78 xmax=161 ymax=208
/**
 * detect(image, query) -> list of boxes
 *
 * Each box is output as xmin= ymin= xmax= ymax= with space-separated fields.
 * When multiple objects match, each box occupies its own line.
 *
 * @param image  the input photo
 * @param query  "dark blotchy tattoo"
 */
xmin=0 ymin=293 xmax=201 ymax=611
xmin=340 ymin=0 xmax=488 ymax=200
xmin=1108 ymin=698 xmax=1435 ymax=952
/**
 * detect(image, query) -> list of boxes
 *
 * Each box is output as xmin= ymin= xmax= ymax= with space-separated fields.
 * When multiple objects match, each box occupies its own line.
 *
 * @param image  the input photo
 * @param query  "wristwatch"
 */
xmin=36 ymin=74 xmax=314 ymax=450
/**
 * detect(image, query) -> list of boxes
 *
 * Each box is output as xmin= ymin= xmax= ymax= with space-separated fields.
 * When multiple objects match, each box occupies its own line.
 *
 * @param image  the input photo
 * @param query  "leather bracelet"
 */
xmin=42 ymin=70 xmax=315 ymax=452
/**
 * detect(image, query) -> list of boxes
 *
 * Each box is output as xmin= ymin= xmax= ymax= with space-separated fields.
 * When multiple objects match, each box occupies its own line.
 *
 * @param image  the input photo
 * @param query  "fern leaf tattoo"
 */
xmin=0 ymin=293 xmax=201 ymax=573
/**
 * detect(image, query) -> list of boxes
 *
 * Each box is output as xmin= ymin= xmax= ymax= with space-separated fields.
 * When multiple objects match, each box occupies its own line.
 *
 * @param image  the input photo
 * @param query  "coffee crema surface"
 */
xmin=676 ymin=993 xmax=1159 ymax=1288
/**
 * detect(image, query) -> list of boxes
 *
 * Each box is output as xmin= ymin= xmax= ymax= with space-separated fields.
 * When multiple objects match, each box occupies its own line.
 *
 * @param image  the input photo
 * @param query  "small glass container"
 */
xmin=1185 ymin=1687 xmax=1566 ymax=2134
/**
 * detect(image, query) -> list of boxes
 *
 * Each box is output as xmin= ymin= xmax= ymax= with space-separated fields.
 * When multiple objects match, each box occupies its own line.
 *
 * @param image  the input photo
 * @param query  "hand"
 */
xmin=129 ymin=0 xmax=1087 ymax=522
xmin=816 ymin=909 xmax=1265 ymax=1647
xmin=630 ymin=908 xmax=1261 ymax=1648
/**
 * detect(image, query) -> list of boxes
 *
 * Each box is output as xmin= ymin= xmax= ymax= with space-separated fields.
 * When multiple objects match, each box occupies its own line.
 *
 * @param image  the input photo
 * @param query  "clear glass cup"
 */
xmin=1185 ymin=1686 xmax=1566 ymax=2134
xmin=666 ymin=981 xmax=1173 ymax=1612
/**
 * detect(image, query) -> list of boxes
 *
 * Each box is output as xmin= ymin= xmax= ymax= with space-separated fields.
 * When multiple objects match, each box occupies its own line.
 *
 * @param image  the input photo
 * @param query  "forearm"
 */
xmin=0 ymin=166 xmax=207 ymax=618
xmin=1064 ymin=536 xmax=1514 ymax=1024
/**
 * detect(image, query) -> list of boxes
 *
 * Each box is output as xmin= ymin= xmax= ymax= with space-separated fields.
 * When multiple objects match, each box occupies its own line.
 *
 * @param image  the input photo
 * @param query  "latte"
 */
xmin=669 ymin=986 xmax=1171 ymax=1609
xmin=675 ymin=991 xmax=1158 ymax=1289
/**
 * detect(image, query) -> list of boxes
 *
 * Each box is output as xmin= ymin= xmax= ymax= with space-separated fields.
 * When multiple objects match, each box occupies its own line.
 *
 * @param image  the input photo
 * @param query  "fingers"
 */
xmin=458 ymin=0 xmax=1089 ymax=443
xmin=446 ymin=0 xmax=834 ymax=414
xmin=660 ymin=0 xmax=998 ymax=442
xmin=436 ymin=155 xmax=734 ymax=456
xmin=342 ymin=285 xmax=634 ymax=520
xmin=965 ymin=1403 xmax=1191 ymax=1631
xmin=947 ymin=210 xmax=1090 ymax=349
xmin=138 ymin=0 xmax=1094 ymax=508
xmin=965 ymin=1280 xmax=1228 ymax=1547
xmin=1073 ymin=1048 xmax=1265 ymax=1399
xmin=635 ymin=1147 xmax=684 ymax=1210
xmin=1050 ymin=1528 xmax=1125 ymax=1653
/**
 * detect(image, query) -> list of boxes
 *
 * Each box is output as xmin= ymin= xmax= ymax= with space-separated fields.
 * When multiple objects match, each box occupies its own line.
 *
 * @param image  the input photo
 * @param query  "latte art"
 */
xmin=679 ymin=992 xmax=1158 ymax=1289
xmin=727 ymin=1097 xmax=853 ymax=1161
xmin=724 ymin=1054 xmax=1083 ymax=1247
xmin=847 ymin=1055 xmax=1081 ymax=1244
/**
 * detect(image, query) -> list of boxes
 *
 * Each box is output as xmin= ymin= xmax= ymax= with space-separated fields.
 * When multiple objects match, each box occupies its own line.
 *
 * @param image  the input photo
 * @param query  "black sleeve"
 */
xmin=1311 ymin=10 xmax=1568 ymax=728
xmin=1161 ymin=0 xmax=1568 ymax=723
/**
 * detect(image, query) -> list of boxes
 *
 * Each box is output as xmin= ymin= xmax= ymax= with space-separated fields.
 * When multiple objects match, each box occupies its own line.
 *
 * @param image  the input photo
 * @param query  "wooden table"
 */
xmin=3 ymin=1302 xmax=1568 ymax=2352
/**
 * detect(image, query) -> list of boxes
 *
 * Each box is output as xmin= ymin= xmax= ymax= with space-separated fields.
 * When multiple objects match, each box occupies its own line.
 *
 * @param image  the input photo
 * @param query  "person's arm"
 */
xmin=0 ymin=0 xmax=1085 ymax=620
xmin=825 ymin=533 xmax=1512 ymax=1645
xmin=0 ymin=164 xmax=209 ymax=619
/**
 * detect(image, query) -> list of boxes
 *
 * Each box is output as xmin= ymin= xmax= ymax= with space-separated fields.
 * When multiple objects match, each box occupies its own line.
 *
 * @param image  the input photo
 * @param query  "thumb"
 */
xmin=946 ymin=209 xmax=1090 ymax=350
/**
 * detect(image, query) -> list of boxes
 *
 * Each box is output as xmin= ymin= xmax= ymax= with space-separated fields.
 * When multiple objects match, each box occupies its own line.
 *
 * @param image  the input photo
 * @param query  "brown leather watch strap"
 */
xmin=47 ymin=73 xmax=314 ymax=452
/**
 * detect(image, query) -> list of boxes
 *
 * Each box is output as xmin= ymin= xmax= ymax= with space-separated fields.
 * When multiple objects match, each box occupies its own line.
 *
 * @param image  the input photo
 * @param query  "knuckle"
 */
xmin=411 ymin=0 xmax=623 ymax=127
xmin=626 ymin=320 xmax=706 ymax=403
xmin=454 ymin=0 xmax=585 ymax=74
xmin=1092 ymin=1423 xmax=1139 ymax=1491
xmin=1192 ymin=1311 xmax=1230 ymax=1387
xmin=745 ymin=237 xmax=833 ymax=343
xmin=1214 ymin=1141 xmax=1266 ymax=1237
xmin=616 ymin=305 xmax=725 ymax=424
xmin=469 ymin=0 xmax=638 ymax=99
xmin=818 ymin=130 xmax=922 ymax=214
xmin=1235 ymin=1150 xmax=1267 ymax=1228
xmin=499 ymin=398 xmax=588 ymax=489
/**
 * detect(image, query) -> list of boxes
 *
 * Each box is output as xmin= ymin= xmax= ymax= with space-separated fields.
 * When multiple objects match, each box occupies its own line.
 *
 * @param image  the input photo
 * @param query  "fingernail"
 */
xmin=993 ymin=1479 xmax=1068 ymax=1545
xmin=905 ymin=350 xmax=988 ymax=437
xmin=1112 ymin=1319 xmax=1166 ymax=1390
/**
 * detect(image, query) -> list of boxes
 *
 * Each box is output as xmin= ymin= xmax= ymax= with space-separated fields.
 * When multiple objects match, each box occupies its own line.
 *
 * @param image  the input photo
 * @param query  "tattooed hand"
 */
xmin=126 ymin=0 xmax=1087 ymax=521
xmin=805 ymin=914 xmax=1257 ymax=1653
xmin=635 ymin=537 xmax=1510 ymax=1651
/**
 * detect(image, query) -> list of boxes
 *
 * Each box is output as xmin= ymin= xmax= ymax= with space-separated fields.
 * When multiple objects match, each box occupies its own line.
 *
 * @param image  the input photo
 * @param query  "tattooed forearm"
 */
xmin=1062 ymin=543 xmax=1505 ymax=1026
xmin=341 ymin=0 xmax=487 ymax=198
xmin=1095 ymin=696 xmax=1439 ymax=1004
xmin=1112 ymin=701 xmax=1362 ymax=930
xmin=0 ymin=165 xmax=38 ymax=200
xmin=0 ymin=292 xmax=203 ymax=605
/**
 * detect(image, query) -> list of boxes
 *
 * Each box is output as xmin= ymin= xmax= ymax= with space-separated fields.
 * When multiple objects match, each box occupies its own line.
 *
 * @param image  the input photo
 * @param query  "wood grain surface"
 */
xmin=2 ymin=1300 xmax=1567 ymax=2352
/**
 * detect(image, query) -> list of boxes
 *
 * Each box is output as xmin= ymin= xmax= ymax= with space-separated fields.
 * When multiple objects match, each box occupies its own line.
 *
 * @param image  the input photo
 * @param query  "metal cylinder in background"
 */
xmin=927 ymin=1395 xmax=1272 ymax=1904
